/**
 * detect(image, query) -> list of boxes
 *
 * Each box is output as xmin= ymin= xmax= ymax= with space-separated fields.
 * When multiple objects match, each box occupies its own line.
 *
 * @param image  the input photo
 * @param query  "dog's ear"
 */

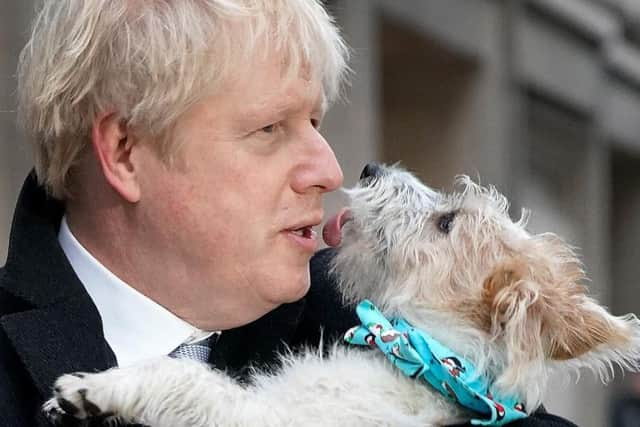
xmin=482 ymin=257 xmax=546 ymax=387
xmin=546 ymin=298 xmax=632 ymax=361
xmin=531 ymin=235 xmax=638 ymax=363
xmin=484 ymin=244 xmax=640 ymax=395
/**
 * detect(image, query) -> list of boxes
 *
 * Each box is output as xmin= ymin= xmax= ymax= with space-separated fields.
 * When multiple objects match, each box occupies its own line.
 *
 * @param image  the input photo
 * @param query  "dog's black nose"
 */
xmin=360 ymin=163 xmax=383 ymax=180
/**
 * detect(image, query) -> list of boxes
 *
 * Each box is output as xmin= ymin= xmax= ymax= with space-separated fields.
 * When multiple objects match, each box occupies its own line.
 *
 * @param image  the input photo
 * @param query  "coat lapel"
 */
xmin=0 ymin=296 xmax=116 ymax=398
xmin=0 ymin=172 xmax=117 ymax=399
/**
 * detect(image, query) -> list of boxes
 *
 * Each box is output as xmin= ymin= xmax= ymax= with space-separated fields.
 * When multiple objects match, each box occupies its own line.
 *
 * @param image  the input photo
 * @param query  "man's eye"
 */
xmin=310 ymin=118 xmax=320 ymax=129
xmin=261 ymin=124 xmax=276 ymax=133
xmin=437 ymin=212 xmax=456 ymax=234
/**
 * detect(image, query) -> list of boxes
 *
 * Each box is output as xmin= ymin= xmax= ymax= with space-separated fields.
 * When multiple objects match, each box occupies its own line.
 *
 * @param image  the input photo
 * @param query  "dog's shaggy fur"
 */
xmin=45 ymin=165 xmax=640 ymax=426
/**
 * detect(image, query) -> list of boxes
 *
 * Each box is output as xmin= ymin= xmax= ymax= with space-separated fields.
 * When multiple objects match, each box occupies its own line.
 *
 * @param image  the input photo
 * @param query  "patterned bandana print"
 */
xmin=344 ymin=300 xmax=528 ymax=426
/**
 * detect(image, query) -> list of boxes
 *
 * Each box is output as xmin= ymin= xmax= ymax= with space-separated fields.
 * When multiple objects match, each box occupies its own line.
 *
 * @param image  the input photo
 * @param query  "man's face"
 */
xmin=135 ymin=56 xmax=343 ymax=329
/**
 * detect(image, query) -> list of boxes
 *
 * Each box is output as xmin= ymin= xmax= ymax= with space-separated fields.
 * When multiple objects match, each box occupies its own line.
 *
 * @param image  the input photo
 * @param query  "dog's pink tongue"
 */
xmin=322 ymin=208 xmax=351 ymax=247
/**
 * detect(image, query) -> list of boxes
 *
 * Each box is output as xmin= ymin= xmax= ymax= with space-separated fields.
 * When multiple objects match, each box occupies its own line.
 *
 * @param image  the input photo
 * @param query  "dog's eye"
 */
xmin=437 ymin=212 xmax=456 ymax=234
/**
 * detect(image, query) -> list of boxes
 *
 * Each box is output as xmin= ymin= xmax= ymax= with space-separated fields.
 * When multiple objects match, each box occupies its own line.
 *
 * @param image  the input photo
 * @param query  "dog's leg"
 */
xmin=44 ymin=357 xmax=283 ymax=427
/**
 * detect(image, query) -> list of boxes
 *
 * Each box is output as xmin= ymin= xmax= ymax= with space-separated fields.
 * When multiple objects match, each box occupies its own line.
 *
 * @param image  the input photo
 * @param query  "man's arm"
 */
xmin=448 ymin=409 xmax=579 ymax=427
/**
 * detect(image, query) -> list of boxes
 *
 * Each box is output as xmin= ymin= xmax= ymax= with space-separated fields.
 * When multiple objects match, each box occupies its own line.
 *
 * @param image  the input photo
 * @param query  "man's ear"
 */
xmin=91 ymin=112 xmax=141 ymax=203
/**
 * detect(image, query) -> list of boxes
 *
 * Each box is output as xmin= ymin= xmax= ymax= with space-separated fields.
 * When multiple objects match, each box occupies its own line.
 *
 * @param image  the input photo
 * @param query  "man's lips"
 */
xmin=283 ymin=217 xmax=322 ymax=252
xmin=287 ymin=226 xmax=317 ymax=239
xmin=322 ymin=207 xmax=352 ymax=247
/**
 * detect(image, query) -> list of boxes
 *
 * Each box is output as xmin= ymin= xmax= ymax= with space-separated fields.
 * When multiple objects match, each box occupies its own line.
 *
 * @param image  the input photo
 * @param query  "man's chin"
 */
xmin=289 ymin=276 xmax=311 ymax=302
xmin=270 ymin=269 xmax=311 ymax=305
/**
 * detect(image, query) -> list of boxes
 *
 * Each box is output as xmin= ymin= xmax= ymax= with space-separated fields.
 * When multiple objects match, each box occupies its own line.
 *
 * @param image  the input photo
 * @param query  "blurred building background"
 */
xmin=2 ymin=1 xmax=640 ymax=426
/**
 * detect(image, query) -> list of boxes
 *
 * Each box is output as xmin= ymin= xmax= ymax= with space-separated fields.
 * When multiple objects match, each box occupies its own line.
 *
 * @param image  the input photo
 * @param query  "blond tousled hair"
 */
xmin=17 ymin=0 xmax=350 ymax=199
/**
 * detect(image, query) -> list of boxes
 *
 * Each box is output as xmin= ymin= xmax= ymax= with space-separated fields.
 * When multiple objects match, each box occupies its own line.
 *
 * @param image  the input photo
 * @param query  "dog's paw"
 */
xmin=42 ymin=396 xmax=68 ymax=425
xmin=43 ymin=372 xmax=112 ymax=422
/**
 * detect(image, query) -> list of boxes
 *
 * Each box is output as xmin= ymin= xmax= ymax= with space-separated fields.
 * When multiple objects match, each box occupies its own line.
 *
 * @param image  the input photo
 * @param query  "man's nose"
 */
xmin=314 ymin=138 xmax=343 ymax=192
xmin=293 ymin=133 xmax=343 ymax=194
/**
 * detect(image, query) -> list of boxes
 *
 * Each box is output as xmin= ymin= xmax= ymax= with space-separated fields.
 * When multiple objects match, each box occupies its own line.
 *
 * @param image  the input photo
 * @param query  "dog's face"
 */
xmin=331 ymin=165 xmax=538 ymax=317
xmin=328 ymin=164 xmax=640 ymax=409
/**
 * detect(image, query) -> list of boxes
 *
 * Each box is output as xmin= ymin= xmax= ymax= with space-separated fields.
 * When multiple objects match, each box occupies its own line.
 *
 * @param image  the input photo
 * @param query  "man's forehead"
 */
xmin=241 ymin=80 xmax=327 ymax=117
xmin=227 ymin=50 xmax=325 ymax=103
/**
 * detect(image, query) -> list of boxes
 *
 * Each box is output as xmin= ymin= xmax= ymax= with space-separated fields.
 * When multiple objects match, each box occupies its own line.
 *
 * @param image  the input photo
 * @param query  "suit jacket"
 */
xmin=0 ymin=173 xmax=577 ymax=427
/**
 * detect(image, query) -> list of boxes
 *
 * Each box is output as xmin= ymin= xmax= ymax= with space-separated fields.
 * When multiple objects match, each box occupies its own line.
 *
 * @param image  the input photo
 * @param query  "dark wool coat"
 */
xmin=0 ymin=173 xmax=577 ymax=427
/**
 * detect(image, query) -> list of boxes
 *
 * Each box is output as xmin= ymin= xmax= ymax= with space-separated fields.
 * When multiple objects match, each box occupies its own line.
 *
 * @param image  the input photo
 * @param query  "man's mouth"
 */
xmin=284 ymin=218 xmax=322 ymax=252
xmin=290 ymin=226 xmax=316 ymax=239
xmin=322 ymin=207 xmax=352 ymax=247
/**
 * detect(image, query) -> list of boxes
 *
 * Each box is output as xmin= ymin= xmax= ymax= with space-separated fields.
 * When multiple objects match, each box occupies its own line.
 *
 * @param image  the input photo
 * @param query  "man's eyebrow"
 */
xmin=239 ymin=91 xmax=327 ymax=124
xmin=240 ymin=103 xmax=288 ymax=124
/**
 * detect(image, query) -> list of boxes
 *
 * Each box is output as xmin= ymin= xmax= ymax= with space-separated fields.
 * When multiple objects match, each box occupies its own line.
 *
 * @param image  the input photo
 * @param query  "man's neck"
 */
xmin=63 ymin=206 xmax=278 ymax=331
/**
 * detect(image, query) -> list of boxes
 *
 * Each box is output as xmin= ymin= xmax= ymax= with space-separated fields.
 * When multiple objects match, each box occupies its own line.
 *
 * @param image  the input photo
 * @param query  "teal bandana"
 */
xmin=344 ymin=300 xmax=528 ymax=426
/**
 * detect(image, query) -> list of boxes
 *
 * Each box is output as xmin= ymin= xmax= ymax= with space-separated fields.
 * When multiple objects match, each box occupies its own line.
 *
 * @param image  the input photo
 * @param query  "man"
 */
xmin=0 ymin=1 xmax=576 ymax=426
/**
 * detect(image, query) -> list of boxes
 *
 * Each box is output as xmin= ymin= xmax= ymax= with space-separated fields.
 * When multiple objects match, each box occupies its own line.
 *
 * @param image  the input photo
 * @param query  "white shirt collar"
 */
xmin=58 ymin=216 xmax=215 ymax=367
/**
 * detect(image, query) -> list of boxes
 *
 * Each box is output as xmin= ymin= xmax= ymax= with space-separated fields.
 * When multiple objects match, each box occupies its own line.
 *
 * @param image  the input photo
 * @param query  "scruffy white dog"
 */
xmin=45 ymin=164 xmax=640 ymax=426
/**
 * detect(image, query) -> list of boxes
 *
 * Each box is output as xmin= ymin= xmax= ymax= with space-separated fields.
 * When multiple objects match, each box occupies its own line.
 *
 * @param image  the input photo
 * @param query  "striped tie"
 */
xmin=169 ymin=333 xmax=219 ymax=362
